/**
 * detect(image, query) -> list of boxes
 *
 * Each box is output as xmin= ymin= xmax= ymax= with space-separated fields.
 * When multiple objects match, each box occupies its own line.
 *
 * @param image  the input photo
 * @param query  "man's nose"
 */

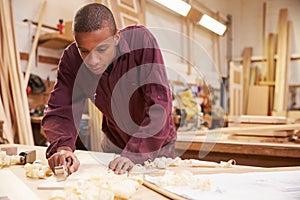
xmin=86 ymin=51 xmax=100 ymax=66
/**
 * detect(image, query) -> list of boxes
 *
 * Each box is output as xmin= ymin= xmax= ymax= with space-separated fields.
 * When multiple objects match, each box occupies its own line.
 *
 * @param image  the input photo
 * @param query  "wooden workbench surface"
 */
xmin=0 ymin=144 xmax=169 ymax=200
xmin=1 ymin=144 xmax=300 ymax=200
xmin=176 ymin=134 xmax=300 ymax=167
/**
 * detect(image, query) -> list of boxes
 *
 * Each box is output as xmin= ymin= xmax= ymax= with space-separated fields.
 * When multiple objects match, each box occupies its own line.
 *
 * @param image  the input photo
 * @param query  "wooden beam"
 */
xmin=182 ymin=123 xmax=300 ymax=136
xmin=261 ymin=2 xmax=267 ymax=80
xmin=273 ymin=9 xmax=290 ymax=115
xmin=229 ymin=61 xmax=243 ymax=116
xmin=19 ymin=52 xmax=59 ymax=65
xmin=267 ymin=33 xmax=276 ymax=114
xmin=186 ymin=18 xmax=191 ymax=75
xmin=242 ymin=47 xmax=252 ymax=114
xmin=24 ymin=0 xmax=47 ymax=87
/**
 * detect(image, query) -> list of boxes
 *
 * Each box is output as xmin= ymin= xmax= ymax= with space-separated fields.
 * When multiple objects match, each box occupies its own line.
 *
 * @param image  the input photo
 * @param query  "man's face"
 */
xmin=75 ymin=27 xmax=119 ymax=74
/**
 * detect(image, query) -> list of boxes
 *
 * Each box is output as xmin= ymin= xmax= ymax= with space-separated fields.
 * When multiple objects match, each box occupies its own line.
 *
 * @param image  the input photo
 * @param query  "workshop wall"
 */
xmin=145 ymin=1 xmax=226 ymax=89
xmin=12 ymin=0 xmax=300 ymax=93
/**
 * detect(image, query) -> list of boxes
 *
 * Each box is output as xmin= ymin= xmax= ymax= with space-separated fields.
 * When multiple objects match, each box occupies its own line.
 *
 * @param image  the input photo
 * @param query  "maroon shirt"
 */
xmin=42 ymin=25 xmax=177 ymax=163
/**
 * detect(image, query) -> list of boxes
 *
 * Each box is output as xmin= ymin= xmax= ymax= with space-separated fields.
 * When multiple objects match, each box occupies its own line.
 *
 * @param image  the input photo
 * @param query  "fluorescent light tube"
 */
xmin=154 ymin=0 xmax=191 ymax=17
xmin=199 ymin=14 xmax=227 ymax=36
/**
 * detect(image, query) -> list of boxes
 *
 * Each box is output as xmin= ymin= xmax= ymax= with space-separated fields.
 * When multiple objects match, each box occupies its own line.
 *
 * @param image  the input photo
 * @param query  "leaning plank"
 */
xmin=242 ymin=47 xmax=252 ymax=114
xmin=267 ymin=33 xmax=276 ymax=114
xmin=229 ymin=61 xmax=243 ymax=116
xmin=0 ymin=0 xmax=34 ymax=145
xmin=273 ymin=9 xmax=290 ymax=115
xmin=0 ymin=94 xmax=14 ymax=143
xmin=9 ymin=0 xmax=34 ymax=145
xmin=246 ymin=86 xmax=268 ymax=116
xmin=0 ymin=0 xmax=24 ymax=143
xmin=24 ymin=0 xmax=47 ymax=86
xmin=0 ymin=56 xmax=14 ymax=142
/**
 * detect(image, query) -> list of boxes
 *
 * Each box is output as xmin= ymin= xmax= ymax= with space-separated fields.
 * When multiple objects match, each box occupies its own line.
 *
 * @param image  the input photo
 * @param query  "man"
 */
xmin=42 ymin=3 xmax=176 ymax=174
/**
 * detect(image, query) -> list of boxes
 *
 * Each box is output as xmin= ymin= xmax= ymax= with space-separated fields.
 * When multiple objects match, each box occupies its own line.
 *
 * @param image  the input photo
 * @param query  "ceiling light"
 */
xmin=154 ymin=0 xmax=191 ymax=17
xmin=199 ymin=14 xmax=227 ymax=36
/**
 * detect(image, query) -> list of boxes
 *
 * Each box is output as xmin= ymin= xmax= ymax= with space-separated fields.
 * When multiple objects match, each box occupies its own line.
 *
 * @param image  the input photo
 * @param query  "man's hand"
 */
xmin=47 ymin=146 xmax=80 ymax=174
xmin=108 ymin=156 xmax=134 ymax=174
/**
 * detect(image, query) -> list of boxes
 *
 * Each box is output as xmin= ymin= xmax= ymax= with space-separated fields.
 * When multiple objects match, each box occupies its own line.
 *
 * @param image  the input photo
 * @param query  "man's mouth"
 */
xmin=86 ymin=64 xmax=106 ymax=74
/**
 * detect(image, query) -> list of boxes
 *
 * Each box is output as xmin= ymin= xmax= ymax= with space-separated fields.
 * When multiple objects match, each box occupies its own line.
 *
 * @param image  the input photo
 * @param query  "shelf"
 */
xmin=38 ymin=33 xmax=74 ymax=49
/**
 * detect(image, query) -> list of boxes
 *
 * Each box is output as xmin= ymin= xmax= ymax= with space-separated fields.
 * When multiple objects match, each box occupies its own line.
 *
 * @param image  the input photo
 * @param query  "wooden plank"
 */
xmin=0 ymin=0 xmax=34 ymax=145
xmin=227 ymin=123 xmax=293 ymax=137
xmin=19 ymin=52 xmax=60 ymax=65
xmin=180 ymin=123 xmax=300 ymax=136
xmin=229 ymin=115 xmax=287 ymax=124
xmin=288 ymin=111 xmax=300 ymax=121
xmin=273 ymin=9 xmax=289 ymax=115
xmin=0 ymin=169 xmax=40 ymax=200
xmin=9 ymin=0 xmax=34 ymax=145
xmin=24 ymin=0 xmax=47 ymax=86
xmin=242 ymin=47 xmax=252 ymax=114
xmin=249 ymin=66 xmax=258 ymax=85
xmin=267 ymin=33 xmax=276 ymax=114
xmin=229 ymin=61 xmax=243 ymax=116
xmin=261 ymin=2 xmax=267 ymax=80
xmin=143 ymin=181 xmax=187 ymax=200
xmin=246 ymin=86 xmax=268 ymax=116
xmin=227 ymin=135 xmax=291 ymax=143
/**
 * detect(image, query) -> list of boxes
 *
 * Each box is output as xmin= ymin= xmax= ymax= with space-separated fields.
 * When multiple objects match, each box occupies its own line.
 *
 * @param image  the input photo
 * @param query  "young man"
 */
xmin=42 ymin=3 xmax=177 ymax=174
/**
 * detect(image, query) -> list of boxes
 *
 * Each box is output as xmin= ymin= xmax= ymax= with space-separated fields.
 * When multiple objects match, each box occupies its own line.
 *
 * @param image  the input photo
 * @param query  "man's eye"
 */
xmin=96 ymin=46 xmax=108 ymax=52
xmin=80 ymin=50 xmax=89 ymax=54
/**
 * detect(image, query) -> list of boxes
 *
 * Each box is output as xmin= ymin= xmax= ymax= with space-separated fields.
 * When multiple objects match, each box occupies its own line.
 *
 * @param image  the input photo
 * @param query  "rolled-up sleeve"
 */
xmin=42 ymin=45 xmax=85 ymax=158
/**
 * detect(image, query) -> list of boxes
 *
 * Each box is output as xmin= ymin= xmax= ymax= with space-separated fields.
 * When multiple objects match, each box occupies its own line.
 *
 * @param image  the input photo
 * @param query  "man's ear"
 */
xmin=114 ymin=32 xmax=120 ymax=45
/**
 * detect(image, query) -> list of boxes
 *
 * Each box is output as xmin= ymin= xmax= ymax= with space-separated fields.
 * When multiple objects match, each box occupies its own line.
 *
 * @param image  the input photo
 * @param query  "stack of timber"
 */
xmin=227 ymin=115 xmax=295 ymax=143
xmin=0 ymin=0 xmax=34 ymax=145
xmin=230 ymin=8 xmax=293 ymax=116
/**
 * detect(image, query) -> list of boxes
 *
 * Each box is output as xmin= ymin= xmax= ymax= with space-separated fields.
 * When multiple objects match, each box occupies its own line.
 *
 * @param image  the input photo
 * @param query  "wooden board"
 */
xmin=246 ymin=86 xmax=269 ymax=116
xmin=229 ymin=61 xmax=243 ymax=116
xmin=273 ymin=9 xmax=290 ymax=115
xmin=228 ymin=134 xmax=292 ymax=143
xmin=227 ymin=123 xmax=293 ymax=137
xmin=228 ymin=115 xmax=288 ymax=124
xmin=143 ymin=181 xmax=187 ymax=200
xmin=242 ymin=48 xmax=253 ymax=114
xmin=187 ymin=123 xmax=300 ymax=136
xmin=267 ymin=33 xmax=276 ymax=114
xmin=0 ymin=169 xmax=40 ymax=200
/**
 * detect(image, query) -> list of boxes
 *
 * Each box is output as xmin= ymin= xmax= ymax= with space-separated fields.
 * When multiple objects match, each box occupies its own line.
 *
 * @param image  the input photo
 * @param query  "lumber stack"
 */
xmin=227 ymin=115 xmax=295 ymax=143
xmin=0 ymin=0 xmax=34 ymax=145
xmin=230 ymin=7 xmax=292 ymax=117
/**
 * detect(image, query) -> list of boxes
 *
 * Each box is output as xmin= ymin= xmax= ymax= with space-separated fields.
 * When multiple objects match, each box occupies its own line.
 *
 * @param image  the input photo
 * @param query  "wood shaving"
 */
xmin=24 ymin=161 xmax=53 ymax=179
xmin=145 ymin=170 xmax=212 ymax=191
xmin=130 ymin=157 xmax=236 ymax=174
xmin=49 ymin=170 xmax=143 ymax=200
xmin=0 ymin=151 xmax=22 ymax=168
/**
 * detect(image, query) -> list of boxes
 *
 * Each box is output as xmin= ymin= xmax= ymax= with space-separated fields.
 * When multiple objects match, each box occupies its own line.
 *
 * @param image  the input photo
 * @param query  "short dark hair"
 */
xmin=73 ymin=3 xmax=117 ymax=34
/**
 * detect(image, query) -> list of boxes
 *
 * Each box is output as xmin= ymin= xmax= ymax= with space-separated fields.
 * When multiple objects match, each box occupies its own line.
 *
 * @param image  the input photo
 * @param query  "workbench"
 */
xmin=175 ymin=134 xmax=300 ymax=167
xmin=1 ymin=144 xmax=300 ymax=200
xmin=0 ymin=144 xmax=169 ymax=200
